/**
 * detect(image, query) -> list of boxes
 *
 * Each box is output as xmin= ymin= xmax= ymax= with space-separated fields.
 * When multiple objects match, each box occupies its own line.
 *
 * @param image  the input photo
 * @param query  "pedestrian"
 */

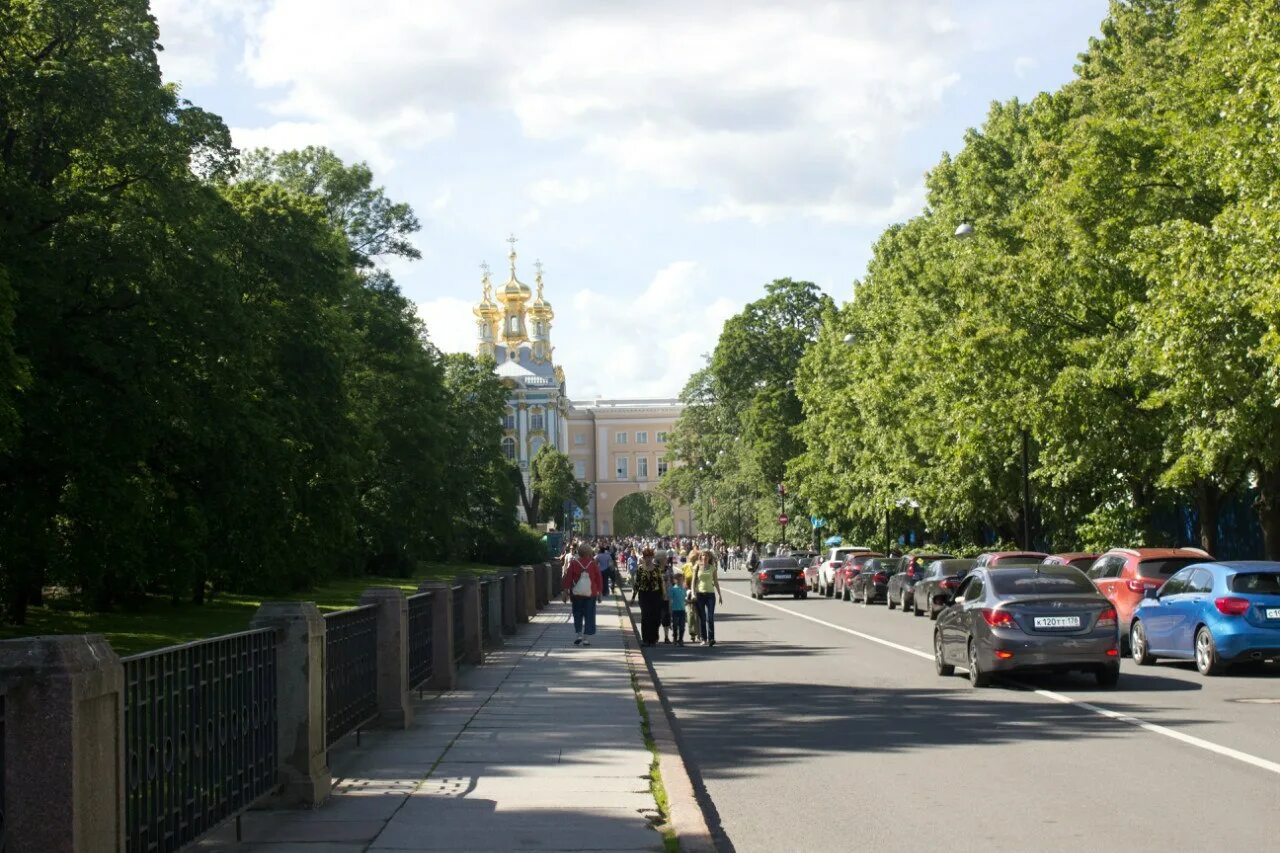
xmin=670 ymin=575 xmax=689 ymax=646
xmin=660 ymin=552 xmax=676 ymax=644
xmin=692 ymin=549 xmax=724 ymax=647
xmin=631 ymin=548 xmax=666 ymax=646
xmin=681 ymin=555 xmax=700 ymax=642
xmin=596 ymin=543 xmax=614 ymax=596
xmin=562 ymin=542 xmax=603 ymax=646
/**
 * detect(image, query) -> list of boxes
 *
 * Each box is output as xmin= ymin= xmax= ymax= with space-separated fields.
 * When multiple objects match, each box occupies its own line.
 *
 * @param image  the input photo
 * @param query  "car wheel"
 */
xmin=862 ymin=590 xmax=872 ymax=607
xmin=1194 ymin=626 xmax=1226 ymax=676
xmin=968 ymin=641 xmax=991 ymax=688
xmin=1130 ymin=621 xmax=1155 ymax=666
xmin=800 ymin=592 xmax=808 ymax=599
xmin=1095 ymin=664 xmax=1120 ymax=688
xmin=843 ymin=585 xmax=851 ymax=602
xmin=913 ymin=598 xmax=924 ymax=617
xmin=825 ymin=582 xmax=834 ymax=599
xmin=934 ymin=631 xmax=954 ymax=677
xmin=928 ymin=605 xmax=939 ymax=621
xmin=793 ymin=592 xmax=801 ymax=599
xmin=887 ymin=592 xmax=897 ymax=611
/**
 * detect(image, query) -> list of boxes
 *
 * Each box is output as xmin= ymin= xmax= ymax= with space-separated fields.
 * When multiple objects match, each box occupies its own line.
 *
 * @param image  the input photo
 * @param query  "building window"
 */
xmin=636 ymin=431 xmax=648 ymax=444
xmin=509 ymin=316 xmax=519 ymax=333
xmin=574 ymin=432 xmax=586 ymax=446
xmin=657 ymin=457 xmax=668 ymax=477
xmin=530 ymin=412 xmax=545 ymax=431
xmin=657 ymin=431 xmax=668 ymax=443
xmin=574 ymin=460 xmax=586 ymax=479
xmin=616 ymin=457 xmax=629 ymax=480
xmin=530 ymin=436 xmax=545 ymax=457
xmin=637 ymin=457 xmax=649 ymax=479
xmin=501 ymin=437 xmax=516 ymax=460
xmin=503 ymin=412 xmax=515 ymax=430
xmin=616 ymin=431 xmax=628 ymax=444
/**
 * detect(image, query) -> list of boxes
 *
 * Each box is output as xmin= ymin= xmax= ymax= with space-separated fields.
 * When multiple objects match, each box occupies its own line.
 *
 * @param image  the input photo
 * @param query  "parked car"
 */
xmin=1043 ymin=552 xmax=1099 ymax=572
xmin=835 ymin=552 xmax=883 ymax=601
xmin=819 ymin=546 xmax=872 ymax=597
xmin=934 ymin=564 xmax=1121 ymax=687
xmin=887 ymin=553 xmax=954 ymax=611
xmin=974 ymin=551 xmax=1050 ymax=567
xmin=913 ymin=559 xmax=977 ymax=618
xmin=803 ymin=555 xmax=822 ymax=592
xmin=851 ymin=557 xmax=904 ymax=605
xmin=751 ymin=557 xmax=809 ymax=600
xmin=1086 ymin=547 xmax=1213 ymax=641
xmin=1130 ymin=561 xmax=1280 ymax=675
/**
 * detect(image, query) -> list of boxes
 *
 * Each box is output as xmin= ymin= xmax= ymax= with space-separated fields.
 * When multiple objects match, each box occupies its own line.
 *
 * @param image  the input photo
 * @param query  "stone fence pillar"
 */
xmin=359 ymin=587 xmax=412 ymax=729
xmin=0 ymin=635 xmax=125 ymax=853
xmin=546 ymin=560 xmax=562 ymax=602
xmin=251 ymin=602 xmax=331 ymax=808
xmin=483 ymin=577 xmax=503 ymax=654
xmin=520 ymin=566 xmax=536 ymax=621
xmin=533 ymin=563 xmax=548 ymax=608
xmin=458 ymin=577 xmax=482 ymax=665
xmin=417 ymin=582 xmax=456 ymax=691
xmin=501 ymin=570 xmax=519 ymax=635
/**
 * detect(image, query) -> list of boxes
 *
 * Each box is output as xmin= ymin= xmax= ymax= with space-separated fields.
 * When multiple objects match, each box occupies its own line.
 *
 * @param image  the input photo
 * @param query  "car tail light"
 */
xmin=994 ymin=650 xmax=1014 ymax=660
xmin=981 ymin=608 xmax=1017 ymax=629
xmin=1097 ymin=607 xmax=1117 ymax=628
xmin=1125 ymin=579 xmax=1148 ymax=594
xmin=940 ymin=578 xmax=958 ymax=590
xmin=873 ymin=572 xmax=888 ymax=584
xmin=758 ymin=571 xmax=768 ymax=579
xmin=1214 ymin=597 xmax=1251 ymax=616
xmin=906 ymin=569 xmax=916 ymax=578
xmin=1106 ymin=648 xmax=1120 ymax=657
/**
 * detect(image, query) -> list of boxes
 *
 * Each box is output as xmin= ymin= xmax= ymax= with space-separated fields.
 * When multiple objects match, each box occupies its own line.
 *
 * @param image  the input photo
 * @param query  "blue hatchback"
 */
xmin=1130 ymin=561 xmax=1280 ymax=675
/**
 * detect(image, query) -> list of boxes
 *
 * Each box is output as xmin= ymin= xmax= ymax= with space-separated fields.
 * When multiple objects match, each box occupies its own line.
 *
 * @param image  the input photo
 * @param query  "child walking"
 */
xmin=670 ymin=575 xmax=689 ymax=646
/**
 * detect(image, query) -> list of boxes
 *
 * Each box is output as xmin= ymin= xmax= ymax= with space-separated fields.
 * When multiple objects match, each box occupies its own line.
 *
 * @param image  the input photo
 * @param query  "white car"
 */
xmin=818 ymin=546 xmax=872 ymax=597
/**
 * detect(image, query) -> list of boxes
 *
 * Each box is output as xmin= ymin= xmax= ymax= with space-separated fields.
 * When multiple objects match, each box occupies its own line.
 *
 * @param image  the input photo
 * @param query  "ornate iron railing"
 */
xmin=324 ymin=605 xmax=378 ymax=746
xmin=122 ymin=629 xmax=278 ymax=853
xmin=406 ymin=591 xmax=434 ymax=689
xmin=479 ymin=581 xmax=492 ymax=647
xmin=451 ymin=585 xmax=465 ymax=664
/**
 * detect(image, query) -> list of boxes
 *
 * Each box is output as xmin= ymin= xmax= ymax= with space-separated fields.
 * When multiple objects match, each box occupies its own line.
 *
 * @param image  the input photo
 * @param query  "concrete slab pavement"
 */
xmin=196 ymin=596 xmax=669 ymax=853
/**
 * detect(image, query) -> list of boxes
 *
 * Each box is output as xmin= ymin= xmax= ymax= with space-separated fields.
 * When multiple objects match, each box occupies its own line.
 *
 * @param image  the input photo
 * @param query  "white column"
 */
xmin=596 ymin=423 xmax=609 ymax=482
xmin=517 ymin=404 xmax=529 ymax=466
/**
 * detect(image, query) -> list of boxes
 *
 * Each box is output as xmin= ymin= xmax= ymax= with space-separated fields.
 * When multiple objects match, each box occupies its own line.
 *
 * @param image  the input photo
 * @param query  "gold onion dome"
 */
xmin=528 ymin=261 xmax=552 ymax=317
xmin=473 ymin=263 xmax=500 ymax=319
xmin=499 ymin=237 xmax=532 ymax=304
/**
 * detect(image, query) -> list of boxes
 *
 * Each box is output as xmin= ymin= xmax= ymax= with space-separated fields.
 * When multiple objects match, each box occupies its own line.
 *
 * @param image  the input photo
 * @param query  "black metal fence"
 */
xmin=406 ymin=591 xmax=434 ymax=689
xmin=121 ymin=629 xmax=278 ymax=853
xmin=451 ymin=585 xmax=465 ymax=664
xmin=324 ymin=605 xmax=378 ymax=746
xmin=500 ymin=575 xmax=512 ymax=630
xmin=1 ymin=693 xmax=6 ymax=853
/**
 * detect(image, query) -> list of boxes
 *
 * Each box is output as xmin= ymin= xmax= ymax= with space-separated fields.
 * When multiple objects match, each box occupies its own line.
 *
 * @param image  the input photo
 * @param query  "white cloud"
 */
xmin=1014 ymin=56 xmax=1038 ymax=78
xmin=418 ymin=261 xmax=736 ymax=398
xmin=230 ymin=108 xmax=454 ymax=173
xmin=217 ymin=0 xmax=964 ymax=222
xmin=151 ymin=0 xmax=261 ymax=86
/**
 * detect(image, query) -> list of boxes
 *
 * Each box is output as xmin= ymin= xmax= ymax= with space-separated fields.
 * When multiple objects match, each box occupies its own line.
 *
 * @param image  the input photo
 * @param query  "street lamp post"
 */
xmin=889 ymin=497 xmax=919 ymax=554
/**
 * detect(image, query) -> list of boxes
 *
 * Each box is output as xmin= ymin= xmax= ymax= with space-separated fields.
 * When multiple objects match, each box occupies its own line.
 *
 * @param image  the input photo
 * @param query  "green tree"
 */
xmin=613 ymin=492 xmax=672 ymax=537
xmin=524 ymin=446 xmax=588 ymax=529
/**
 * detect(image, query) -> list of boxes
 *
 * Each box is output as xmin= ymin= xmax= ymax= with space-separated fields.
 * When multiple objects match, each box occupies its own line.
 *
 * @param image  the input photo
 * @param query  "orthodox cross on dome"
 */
xmin=506 ymin=233 xmax=519 ymax=273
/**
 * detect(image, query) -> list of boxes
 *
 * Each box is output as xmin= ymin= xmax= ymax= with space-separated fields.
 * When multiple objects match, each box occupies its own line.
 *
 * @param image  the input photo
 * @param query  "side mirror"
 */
xmin=1143 ymin=587 xmax=1159 ymax=600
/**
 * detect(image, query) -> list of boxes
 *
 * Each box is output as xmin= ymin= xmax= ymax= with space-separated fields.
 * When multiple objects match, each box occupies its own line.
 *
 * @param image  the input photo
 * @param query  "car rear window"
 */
xmin=990 ymin=568 xmax=1095 ymax=596
xmin=1229 ymin=572 xmax=1280 ymax=594
xmin=1136 ymin=558 xmax=1200 ymax=578
xmin=761 ymin=559 xmax=796 ymax=569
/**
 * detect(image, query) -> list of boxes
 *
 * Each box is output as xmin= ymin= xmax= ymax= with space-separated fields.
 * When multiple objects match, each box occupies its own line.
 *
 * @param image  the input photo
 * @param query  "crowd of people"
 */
xmin=559 ymin=535 xmax=802 ymax=648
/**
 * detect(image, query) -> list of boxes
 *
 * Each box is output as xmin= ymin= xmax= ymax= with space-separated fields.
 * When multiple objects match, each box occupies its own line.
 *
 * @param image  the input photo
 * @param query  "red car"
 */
xmin=974 ymin=551 xmax=1049 ymax=566
xmin=1044 ymin=552 xmax=1099 ymax=572
xmin=1086 ymin=547 xmax=1213 ymax=636
xmin=835 ymin=553 xmax=883 ymax=601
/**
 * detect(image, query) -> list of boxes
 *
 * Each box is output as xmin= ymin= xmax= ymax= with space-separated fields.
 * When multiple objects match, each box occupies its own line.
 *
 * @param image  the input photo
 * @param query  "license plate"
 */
xmin=773 ymin=573 xmax=791 ymax=580
xmin=1033 ymin=616 xmax=1081 ymax=629
xmin=1266 ymin=608 xmax=1280 ymax=620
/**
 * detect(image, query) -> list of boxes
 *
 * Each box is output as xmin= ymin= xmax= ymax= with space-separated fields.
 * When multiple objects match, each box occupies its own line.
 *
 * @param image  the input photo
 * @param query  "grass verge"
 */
xmin=631 ymin=669 xmax=681 ymax=853
xmin=0 ymin=561 xmax=505 ymax=656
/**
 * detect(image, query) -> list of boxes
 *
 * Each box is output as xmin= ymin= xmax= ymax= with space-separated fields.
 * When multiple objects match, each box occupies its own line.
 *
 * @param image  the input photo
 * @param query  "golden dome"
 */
xmin=528 ymin=260 xmax=553 ymax=318
xmin=473 ymin=264 xmax=500 ymax=319
xmin=498 ymin=236 xmax=532 ymax=304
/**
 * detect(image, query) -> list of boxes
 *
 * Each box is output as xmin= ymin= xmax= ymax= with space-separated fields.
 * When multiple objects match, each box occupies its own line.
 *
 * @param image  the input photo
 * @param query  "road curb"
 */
xmin=613 ymin=591 xmax=718 ymax=853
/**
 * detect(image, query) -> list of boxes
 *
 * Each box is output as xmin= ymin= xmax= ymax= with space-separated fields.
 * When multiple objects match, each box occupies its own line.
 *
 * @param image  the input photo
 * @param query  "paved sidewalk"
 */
xmin=198 ymin=594 xmax=666 ymax=852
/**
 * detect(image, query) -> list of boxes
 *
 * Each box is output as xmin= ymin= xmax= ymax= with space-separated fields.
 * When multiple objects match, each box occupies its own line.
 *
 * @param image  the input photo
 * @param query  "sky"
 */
xmin=152 ymin=0 xmax=1109 ymax=400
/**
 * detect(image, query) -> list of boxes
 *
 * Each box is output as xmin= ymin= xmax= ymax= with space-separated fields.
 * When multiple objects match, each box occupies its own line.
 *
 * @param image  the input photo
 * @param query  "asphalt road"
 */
xmin=642 ymin=573 xmax=1280 ymax=853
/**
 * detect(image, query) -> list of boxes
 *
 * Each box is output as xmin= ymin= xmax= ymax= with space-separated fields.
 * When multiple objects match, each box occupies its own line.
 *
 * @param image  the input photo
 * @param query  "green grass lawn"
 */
xmin=0 ymin=562 xmax=508 ymax=656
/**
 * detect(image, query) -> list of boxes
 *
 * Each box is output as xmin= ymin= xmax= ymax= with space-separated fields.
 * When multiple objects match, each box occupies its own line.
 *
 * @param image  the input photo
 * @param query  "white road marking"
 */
xmin=724 ymin=587 xmax=1280 ymax=777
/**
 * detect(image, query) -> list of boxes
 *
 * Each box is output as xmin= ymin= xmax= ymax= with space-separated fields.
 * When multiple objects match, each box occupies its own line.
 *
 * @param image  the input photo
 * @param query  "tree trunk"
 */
xmin=1194 ymin=479 xmax=1221 ymax=556
xmin=1255 ymin=467 xmax=1280 ymax=560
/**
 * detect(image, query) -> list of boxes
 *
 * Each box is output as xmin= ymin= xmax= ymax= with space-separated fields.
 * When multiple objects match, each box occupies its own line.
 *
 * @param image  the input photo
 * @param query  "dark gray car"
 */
xmin=912 ymin=559 xmax=977 ymax=618
xmin=933 ymin=565 xmax=1121 ymax=688
xmin=850 ymin=557 xmax=903 ymax=605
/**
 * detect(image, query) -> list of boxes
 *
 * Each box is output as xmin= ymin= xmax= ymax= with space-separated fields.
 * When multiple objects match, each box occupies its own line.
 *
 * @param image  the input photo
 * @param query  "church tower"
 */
xmin=473 ymin=264 xmax=500 ymax=359
xmin=527 ymin=261 xmax=554 ymax=363
xmin=495 ymin=236 xmax=531 ymax=349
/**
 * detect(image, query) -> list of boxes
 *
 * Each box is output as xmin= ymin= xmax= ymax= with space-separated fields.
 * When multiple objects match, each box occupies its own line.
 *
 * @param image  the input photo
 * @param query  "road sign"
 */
xmin=778 ymin=514 xmax=789 ymax=526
